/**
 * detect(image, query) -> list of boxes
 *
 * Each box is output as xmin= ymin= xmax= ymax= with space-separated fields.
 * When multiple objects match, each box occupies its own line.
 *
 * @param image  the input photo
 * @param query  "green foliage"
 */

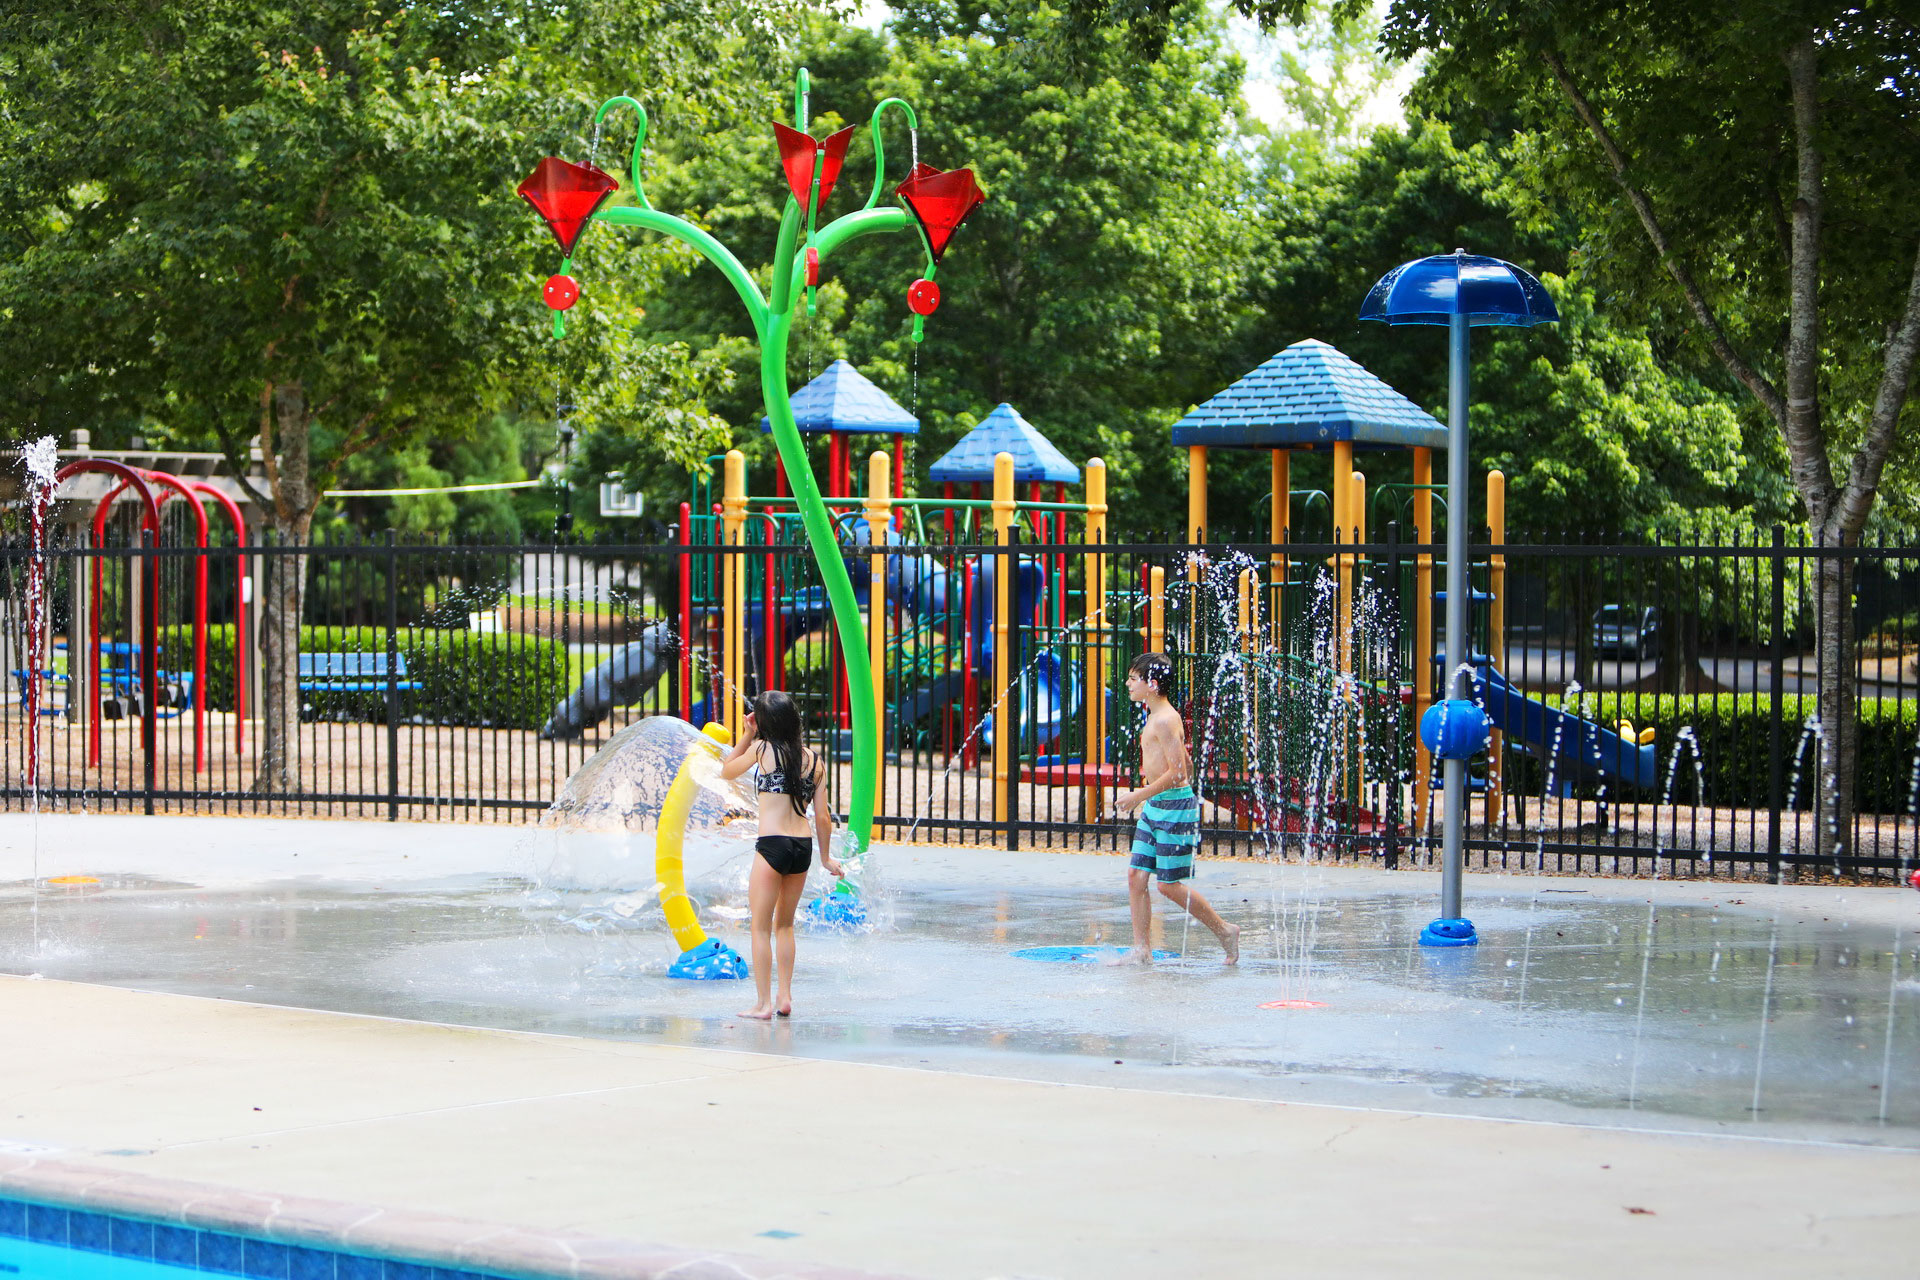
xmin=1377 ymin=0 xmax=1920 ymax=533
xmin=601 ymin=5 xmax=1258 ymax=533
xmin=157 ymin=622 xmax=568 ymax=727
xmin=1528 ymin=692 xmax=1920 ymax=814
xmin=0 ymin=0 xmax=805 ymax=531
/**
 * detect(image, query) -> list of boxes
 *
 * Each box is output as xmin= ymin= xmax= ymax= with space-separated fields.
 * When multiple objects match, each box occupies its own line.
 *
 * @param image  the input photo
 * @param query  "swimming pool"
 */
xmin=3 ymin=813 xmax=1913 ymax=1149
xmin=0 ymin=1194 xmax=502 ymax=1280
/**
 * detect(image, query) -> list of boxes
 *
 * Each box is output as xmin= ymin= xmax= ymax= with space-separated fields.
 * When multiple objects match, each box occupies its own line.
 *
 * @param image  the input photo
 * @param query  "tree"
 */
xmin=1376 ymin=0 xmax=1920 ymax=863
xmin=604 ymin=4 xmax=1261 ymax=533
xmin=0 ymin=0 xmax=800 ymax=790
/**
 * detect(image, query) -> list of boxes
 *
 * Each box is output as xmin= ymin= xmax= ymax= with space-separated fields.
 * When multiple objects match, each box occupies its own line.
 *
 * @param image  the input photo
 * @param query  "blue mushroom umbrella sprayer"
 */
xmin=1361 ymin=250 xmax=1558 ymax=947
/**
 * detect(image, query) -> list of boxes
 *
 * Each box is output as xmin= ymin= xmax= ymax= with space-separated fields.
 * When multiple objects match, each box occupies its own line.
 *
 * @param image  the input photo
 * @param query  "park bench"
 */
xmin=297 ymin=651 xmax=424 ymax=721
xmin=12 ymin=642 xmax=192 ymax=719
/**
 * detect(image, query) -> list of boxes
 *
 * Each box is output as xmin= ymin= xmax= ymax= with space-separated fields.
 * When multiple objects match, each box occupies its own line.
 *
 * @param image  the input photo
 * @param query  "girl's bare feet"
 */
xmin=738 ymin=1006 xmax=774 ymax=1020
xmin=776 ymin=1003 xmax=791 ymax=1018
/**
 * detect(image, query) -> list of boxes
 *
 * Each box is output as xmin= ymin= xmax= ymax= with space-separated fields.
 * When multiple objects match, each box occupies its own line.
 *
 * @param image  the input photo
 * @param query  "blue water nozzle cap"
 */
xmin=803 ymin=887 xmax=868 ymax=931
xmin=1420 ymin=698 xmax=1491 ymax=760
xmin=668 ymin=938 xmax=750 ymax=979
xmin=1419 ymin=918 xmax=1479 ymax=947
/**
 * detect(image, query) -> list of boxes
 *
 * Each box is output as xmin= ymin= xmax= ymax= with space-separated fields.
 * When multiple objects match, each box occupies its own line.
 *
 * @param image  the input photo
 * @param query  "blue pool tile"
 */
xmin=25 ymin=1205 xmax=69 ymax=1245
xmin=335 ymin=1253 xmax=381 ymax=1280
xmin=199 ymin=1231 xmax=247 ymax=1275
xmin=243 ymin=1238 xmax=291 ymax=1280
xmin=109 ymin=1217 xmax=155 ymax=1259
xmin=69 ymin=1211 xmax=113 ymax=1253
xmin=288 ymin=1245 xmax=336 ymax=1280
xmin=153 ymin=1224 xmax=199 ymax=1268
xmin=0 ymin=1199 xmax=25 ymax=1237
xmin=384 ymin=1261 xmax=433 ymax=1280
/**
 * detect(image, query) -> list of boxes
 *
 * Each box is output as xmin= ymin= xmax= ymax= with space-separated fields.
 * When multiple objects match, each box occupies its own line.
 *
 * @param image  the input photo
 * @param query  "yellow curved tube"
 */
xmin=657 ymin=722 xmax=732 ymax=953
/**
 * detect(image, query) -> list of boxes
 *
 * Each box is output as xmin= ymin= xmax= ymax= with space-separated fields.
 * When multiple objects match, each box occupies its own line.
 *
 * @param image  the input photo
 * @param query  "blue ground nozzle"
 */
xmin=668 ymin=937 xmax=750 ymax=979
xmin=1419 ymin=917 xmax=1479 ymax=947
xmin=801 ymin=879 xmax=868 ymax=931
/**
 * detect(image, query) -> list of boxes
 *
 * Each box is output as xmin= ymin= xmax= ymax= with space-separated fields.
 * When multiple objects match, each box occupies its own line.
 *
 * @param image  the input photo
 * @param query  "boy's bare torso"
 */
xmin=1139 ymin=703 xmax=1187 ymax=790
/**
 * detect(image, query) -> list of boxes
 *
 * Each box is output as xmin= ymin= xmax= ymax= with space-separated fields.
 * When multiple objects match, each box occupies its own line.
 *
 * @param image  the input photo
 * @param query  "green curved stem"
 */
xmin=593 ymin=96 xmax=651 ymax=210
xmin=597 ymin=206 xmax=767 ymax=341
xmin=761 ymin=202 xmax=912 ymax=857
xmin=863 ymin=97 xmax=919 ymax=209
xmin=792 ymin=206 xmax=913 ymax=280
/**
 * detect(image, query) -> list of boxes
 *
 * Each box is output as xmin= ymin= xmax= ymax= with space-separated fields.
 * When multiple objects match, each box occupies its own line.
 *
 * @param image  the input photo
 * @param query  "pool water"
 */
xmin=2 ymin=818 xmax=1915 ymax=1148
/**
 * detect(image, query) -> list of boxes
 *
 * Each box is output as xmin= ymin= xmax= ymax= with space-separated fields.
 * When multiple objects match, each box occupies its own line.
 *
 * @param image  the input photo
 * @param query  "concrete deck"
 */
xmin=2 ymin=974 xmax=1915 ymax=1280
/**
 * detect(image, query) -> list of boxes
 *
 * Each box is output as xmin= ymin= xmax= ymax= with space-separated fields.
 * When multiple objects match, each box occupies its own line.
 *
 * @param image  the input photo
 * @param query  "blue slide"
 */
xmin=1473 ymin=666 xmax=1658 ymax=789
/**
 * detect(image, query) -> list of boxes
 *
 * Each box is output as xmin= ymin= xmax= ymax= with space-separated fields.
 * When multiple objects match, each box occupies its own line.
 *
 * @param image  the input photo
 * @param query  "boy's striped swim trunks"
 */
xmin=1129 ymin=786 xmax=1199 ymax=882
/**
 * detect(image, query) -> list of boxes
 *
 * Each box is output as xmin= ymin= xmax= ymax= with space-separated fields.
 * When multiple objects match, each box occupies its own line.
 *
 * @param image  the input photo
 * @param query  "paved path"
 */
xmin=1 ymin=975 xmax=1915 ymax=1279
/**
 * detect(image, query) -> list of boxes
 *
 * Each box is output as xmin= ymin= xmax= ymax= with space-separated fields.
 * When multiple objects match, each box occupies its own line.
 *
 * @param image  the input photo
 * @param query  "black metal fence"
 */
xmin=2 ymin=525 xmax=1916 ymax=883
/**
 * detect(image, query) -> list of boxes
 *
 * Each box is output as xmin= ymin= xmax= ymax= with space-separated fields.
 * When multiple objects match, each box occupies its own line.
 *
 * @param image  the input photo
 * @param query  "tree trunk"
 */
xmin=1812 ymin=541 xmax=1856 ymax=873
xmin=252 ymin=383 xmax=316 ymax=795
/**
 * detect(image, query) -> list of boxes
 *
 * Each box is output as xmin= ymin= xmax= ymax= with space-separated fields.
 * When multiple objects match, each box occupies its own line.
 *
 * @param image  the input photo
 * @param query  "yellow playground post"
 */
xmin=721 ymin=449 xmax=747 ymax=742
xmin=1083 ymin=458 xmax=1109 ymax=822
xmin=992 ymin=451 xmax=1015 ymax=828
xmin=1486 ymin=468 xmax=1507 ymax=824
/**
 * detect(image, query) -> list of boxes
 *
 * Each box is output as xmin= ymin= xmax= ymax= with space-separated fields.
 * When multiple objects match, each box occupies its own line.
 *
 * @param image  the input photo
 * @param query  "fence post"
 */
xmin=1084 ymin=458 xmax=1109 ymax=826
xmin=386 ymin=531 xmax=400 ymax=823
xmin=677 ymin=502 xmax=692 ymax=721
xmin=141 ymin=526 xmax=157 ymax=816
xmin=865 ymin=450 xmax=891 ymax=818
xmin=1768 ymin=524 xmax=1786 ymax=877
xmin=993 ymin=452 xmax=1015 ymax=848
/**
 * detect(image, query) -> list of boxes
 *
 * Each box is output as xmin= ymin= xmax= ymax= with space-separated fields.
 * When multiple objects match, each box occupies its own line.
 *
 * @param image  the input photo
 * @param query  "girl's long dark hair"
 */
xmin=751 ymin=690 xmax=811 ymax=816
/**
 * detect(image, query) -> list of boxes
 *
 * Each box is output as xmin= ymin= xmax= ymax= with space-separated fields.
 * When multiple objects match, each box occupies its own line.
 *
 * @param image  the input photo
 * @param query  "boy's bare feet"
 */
xmin=776 ymin=1002 xmax=792 ymax=1017
xmin=738 ymin=1006 xmax=774 ymax=1020
xmin=1221 ymin=923 xmax=1241 ymax=966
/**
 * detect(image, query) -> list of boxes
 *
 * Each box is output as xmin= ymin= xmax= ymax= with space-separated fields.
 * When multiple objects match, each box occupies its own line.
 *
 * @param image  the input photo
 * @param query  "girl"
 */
xmin=718 ymin=690 xmax=843 ymax=1019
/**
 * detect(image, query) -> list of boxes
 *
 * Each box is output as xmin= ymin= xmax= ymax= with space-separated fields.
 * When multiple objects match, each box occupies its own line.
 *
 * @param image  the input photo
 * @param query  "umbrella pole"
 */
xmin=1439 ymin=312 xmax=1473 ymax=933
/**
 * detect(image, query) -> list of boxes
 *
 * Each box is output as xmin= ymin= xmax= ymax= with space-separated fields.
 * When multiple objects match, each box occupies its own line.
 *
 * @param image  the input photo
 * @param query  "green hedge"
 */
xmin=1523 ymin=692 xmax=1919 ymax=813
xmin=155 ymin=624 xmax=569 ymax=729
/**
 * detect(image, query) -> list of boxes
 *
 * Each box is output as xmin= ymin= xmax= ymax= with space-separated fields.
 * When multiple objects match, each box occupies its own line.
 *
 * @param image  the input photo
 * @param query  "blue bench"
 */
xmin=297 ymin=652 xmax=424 ymax=693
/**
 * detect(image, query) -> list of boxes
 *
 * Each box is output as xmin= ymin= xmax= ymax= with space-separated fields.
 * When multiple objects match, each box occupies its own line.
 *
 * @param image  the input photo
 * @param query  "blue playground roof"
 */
xmin=758 ymin=359 xmax=918 ymax=435
xmin=1169 ymin=339 xmax=1446 ymax=451
xmin=927 ymin=403 xmax=1081 ymax=485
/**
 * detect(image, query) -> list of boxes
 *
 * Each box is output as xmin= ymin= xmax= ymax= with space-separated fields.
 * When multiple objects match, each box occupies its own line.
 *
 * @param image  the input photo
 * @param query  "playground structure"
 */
xmin=12 ymin=448 xmax=255 ymax=795
xmin=663 ymin=328 xmax=1655 ymax=868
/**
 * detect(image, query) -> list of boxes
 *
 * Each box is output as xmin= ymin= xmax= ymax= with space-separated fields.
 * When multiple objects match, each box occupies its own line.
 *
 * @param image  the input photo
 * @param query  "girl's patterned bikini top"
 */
xmin=753 ymin=751 xmax=817 ymax=806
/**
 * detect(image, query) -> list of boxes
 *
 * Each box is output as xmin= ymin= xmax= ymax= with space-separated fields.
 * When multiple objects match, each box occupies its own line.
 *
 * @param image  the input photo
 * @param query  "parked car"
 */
xmin=1591 ymin=605 xmax=1661 ymax=659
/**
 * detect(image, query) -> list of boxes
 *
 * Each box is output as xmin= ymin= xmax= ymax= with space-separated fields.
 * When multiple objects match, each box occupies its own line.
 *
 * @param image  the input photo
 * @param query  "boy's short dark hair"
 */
xmin=1129 ymin=651 xmax=1175 ymax=696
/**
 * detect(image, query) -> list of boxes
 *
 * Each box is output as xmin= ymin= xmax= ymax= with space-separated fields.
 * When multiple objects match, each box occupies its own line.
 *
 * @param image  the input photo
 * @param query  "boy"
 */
xmin=1112 ymin=652 xmax=1240 ymax=965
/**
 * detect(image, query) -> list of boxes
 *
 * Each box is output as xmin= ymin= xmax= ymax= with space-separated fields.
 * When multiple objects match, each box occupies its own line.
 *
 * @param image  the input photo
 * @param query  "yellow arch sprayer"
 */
xmin=661 ymin=723 xmax=752 ymax=980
